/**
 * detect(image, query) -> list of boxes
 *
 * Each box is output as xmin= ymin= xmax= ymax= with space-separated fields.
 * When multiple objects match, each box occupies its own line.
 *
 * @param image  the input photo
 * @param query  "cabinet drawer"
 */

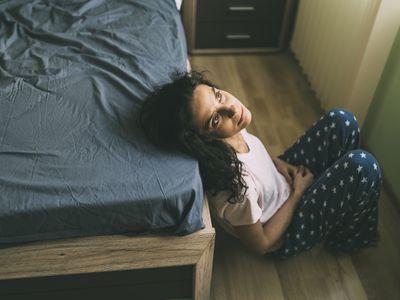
xmin=197 ymin=0 xmax=286 ymax=23
xmin=195 ymin=22 xmax=281 ymax=49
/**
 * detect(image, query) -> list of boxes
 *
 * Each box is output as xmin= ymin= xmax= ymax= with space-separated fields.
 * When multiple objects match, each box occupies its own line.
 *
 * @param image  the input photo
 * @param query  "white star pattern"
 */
xmin=316 ymin=130 xmax=320 ymax=137
xmin=294 ymin=153 xmax=298 ymax=159
xmin=311 ymin=198 xmax=316 ymax=204
xmin=300 ymin=149 xmax=304 ymax=155
xmin=306 ymin=158 xmax=309 ymax=164
xmin=327 ymin=172 xmax=331 ymax=177
xmin=347 ymin=194 xmax=351 ymax=200
xmin=357 ymin=165 xmax=363 ymax=173
xmin=334 ymin=164 xmax=339 ymax=169
xmin=360 ymin=152 xmax=367 ymax=158
xmin=345 ymin=120 xmax=350 ymax=126
xmin=317 ymin=146 xmax=322 ymax=151
xmin=299 ymin=212 xmax=304 ymax=218
xmin=323 ymin=201 xmax=327 ymax=207
xmin=331 ymin=122 xmax=336 ymax=129
xmin=339 ymin=110 xmax=345 ymax=115
xmin=349 ymin=176 xmax=354 ymax=183
xmin=324 ymin=126 xmax=328 ymax=132
xmin=373 ymin=163 xmax=378 ymax=170
xmin=361 ymin=177 xmax=368 ymax=184
xmin=352 ymin=130 xmax=355 ymax=136
xmin=343 ymin=162 xmax=349 ymax=169
xmin=307 ymin=137 xmax=311 ymax=143
xmin=313 ymin=189 xmax=317 ymax=194
xmin=330 ymin=112 xmax=335 ymax=117
xmin=348 ymin=153 xmax=354 ymax=158
xmin=332 ymin=134 xmax=337 ymax=140
xmin=332 ymin=187 xmax=337 ymax=194
xmin=339 ymin=180 xmax=344 ymax=187
xmin=322 ymin=184 xmax=327 ymax=191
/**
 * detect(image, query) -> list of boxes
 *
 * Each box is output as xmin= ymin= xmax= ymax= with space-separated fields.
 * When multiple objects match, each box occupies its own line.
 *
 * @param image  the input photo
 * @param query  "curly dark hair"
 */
xmin=139 ymin=71 xmax=248 ymax=203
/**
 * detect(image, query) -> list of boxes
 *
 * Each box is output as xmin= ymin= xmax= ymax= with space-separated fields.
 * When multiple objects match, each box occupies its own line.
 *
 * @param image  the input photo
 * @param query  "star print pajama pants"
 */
xmin=272 ymin=109 xmax=382 ymax=259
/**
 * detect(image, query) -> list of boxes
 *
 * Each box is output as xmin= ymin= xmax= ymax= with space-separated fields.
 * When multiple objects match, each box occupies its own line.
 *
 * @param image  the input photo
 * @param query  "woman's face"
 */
xmin=191 ymin=84 xmax=252 ymax=139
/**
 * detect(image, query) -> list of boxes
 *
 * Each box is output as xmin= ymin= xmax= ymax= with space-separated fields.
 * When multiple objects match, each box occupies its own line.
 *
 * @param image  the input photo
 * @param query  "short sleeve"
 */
xmin=222 ymin=177 xmax=262 ymax=226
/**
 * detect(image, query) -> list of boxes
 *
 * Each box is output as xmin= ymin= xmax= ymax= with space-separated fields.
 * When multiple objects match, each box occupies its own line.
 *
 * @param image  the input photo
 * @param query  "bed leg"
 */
xmin=193 ymin=233 xmax=215 ymax=300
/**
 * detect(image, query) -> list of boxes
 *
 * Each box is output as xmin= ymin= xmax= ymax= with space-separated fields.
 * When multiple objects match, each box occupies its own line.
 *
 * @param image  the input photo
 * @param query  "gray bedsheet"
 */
xmin=0 ymin=0 xmax=204 ymax=243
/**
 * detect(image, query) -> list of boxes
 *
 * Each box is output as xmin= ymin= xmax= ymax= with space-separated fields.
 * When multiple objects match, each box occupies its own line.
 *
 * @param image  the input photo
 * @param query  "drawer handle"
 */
xmin=225 ymin=34 xmax=251 ymax=40
xmin=228 ymin=6 xmax=255 ymax=11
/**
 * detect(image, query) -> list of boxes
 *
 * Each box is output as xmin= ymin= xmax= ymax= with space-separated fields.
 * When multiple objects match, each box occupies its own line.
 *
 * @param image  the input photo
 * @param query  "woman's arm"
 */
xmin=233 ymin=166 xmax=313 ymax=256
xmin=233 ymin=191 xmax=301 ymax=255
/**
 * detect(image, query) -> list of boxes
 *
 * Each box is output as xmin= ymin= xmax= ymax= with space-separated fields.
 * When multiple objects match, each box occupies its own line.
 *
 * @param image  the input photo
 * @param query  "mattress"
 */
xmin=0 ymin=0 xmax=204 ymax=243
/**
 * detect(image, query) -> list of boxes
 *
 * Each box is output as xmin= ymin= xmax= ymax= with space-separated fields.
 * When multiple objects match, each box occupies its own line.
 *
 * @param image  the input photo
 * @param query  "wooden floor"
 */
xmin=189 ymin=52 xmax=400 ymax=300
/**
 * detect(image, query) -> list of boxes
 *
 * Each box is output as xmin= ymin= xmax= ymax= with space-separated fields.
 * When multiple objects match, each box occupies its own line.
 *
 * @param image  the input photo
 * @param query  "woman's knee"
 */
xmin=325 ymin=109 xmax=359 ymax=133
xmin=346 ymin=149 xmax=381 ymax=180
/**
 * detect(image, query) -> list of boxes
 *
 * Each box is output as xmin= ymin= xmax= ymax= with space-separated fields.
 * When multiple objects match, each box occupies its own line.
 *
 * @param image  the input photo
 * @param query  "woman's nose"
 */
xmin=223 ymin=105 xmax=237 ymax=118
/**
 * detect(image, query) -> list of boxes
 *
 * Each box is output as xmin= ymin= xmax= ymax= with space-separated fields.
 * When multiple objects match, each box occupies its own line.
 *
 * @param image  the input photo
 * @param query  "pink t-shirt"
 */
xmin=209 ymin=129 xmax=291 ymax=238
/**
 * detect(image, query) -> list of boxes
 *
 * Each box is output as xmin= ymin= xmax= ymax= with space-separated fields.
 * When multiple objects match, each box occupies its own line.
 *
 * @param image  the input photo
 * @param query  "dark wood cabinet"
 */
xmin=182 ymin=0 xmax=294 ymax=53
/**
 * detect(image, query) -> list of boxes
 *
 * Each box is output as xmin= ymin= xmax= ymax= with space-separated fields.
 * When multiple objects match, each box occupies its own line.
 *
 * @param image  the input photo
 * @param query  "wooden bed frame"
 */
xmin=0 ymin=198 xmax=215 ymax=300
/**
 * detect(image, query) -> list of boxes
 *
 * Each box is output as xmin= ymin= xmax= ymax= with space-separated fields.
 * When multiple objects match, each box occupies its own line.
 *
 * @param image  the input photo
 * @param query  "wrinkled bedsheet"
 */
xmin=0 ymin=0 xmax=204 ymax=243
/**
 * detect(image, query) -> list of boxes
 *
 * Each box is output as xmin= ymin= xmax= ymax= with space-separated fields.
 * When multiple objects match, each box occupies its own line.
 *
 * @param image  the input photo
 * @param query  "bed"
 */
xmin=0 ymin=0 xmax=215 ymax=299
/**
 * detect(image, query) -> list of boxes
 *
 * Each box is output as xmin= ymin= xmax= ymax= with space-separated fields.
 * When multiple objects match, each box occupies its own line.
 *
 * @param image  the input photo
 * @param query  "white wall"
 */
xmin=291 ymin=0 xmax=400 ymax=126
xmin=348 ymin=0 xmax=400 ymax=125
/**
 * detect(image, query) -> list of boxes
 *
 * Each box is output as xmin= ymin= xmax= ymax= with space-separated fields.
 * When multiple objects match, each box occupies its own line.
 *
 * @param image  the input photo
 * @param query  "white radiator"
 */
xmin=291 ymin=0 xmax=381 ymax=110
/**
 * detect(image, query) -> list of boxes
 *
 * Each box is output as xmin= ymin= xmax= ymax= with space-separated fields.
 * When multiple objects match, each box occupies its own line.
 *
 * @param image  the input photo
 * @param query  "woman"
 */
xmin=140 ymin=71 xmax=381 ymax=259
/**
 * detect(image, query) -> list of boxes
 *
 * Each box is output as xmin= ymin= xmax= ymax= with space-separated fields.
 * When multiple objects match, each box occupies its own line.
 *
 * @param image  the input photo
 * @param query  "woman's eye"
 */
xmin=212 ymin=114 xmax=220 ymax=127
xmin=216 ymin=91 xmax=222 ymax=102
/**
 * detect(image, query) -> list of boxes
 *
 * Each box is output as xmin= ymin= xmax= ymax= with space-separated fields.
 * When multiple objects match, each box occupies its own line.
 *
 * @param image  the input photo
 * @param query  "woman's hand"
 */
xmin=272 ymin=157 xmax=299 ymax=186
xmin=292 ymin=165 xmax=314 ymax=197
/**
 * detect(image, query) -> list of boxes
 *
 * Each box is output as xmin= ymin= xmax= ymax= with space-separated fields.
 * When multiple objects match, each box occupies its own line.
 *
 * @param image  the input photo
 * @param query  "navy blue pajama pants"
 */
xmin=272 ymin=109 xmax=381 ymax=259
